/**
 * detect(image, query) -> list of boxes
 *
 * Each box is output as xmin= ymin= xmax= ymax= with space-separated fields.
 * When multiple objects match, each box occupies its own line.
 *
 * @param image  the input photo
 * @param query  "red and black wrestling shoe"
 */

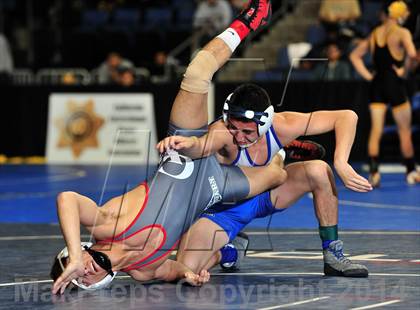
xmin=236 ymin=0 xmax=272 ymax=32
xmin=284 ymin=140 xmax=326 ymax=161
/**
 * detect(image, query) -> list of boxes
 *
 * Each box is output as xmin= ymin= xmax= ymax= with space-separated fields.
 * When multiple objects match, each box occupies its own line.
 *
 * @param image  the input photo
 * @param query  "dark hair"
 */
xmin=50 ymin=256 xmax=64 ymax=282
xmin=229 ymin=83 xmax=271 ymax=113
xmin=50 ymin=255 xmax=78 ymax=291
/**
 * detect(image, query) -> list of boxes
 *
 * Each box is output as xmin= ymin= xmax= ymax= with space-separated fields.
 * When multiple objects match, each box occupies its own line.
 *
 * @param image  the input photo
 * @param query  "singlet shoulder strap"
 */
xmin=244 ymin=130 xmax=271 ymax=167
xmin=269 ymin=125 xmax=283 ymax=149
xmin=230 ymin=146 xmax=241 ymax=165
xmin=209 ymin=115 xmax=223 ymax=126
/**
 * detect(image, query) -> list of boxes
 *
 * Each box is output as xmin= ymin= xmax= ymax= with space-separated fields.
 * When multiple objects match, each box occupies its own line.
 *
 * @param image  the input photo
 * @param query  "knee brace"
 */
xmin=181 ymin=50 xmax=219 ymax=94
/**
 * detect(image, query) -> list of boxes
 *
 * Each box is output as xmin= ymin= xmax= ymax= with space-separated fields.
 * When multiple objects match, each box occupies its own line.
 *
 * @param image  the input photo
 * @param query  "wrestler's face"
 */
xmin=79 ymin=251 xmax=109 ymax=286
xmin=226 ymin=118 xmax=259 ymax=146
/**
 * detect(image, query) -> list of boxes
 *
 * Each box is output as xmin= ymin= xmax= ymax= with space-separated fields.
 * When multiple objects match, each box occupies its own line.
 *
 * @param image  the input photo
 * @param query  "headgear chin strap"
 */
xmin=57 ymin=242 xmax=117 ymax=291
xmin=236 ymin=139 xmax=259 ymax=149
xmin=222 ymin=93 xmax=275 ymax=137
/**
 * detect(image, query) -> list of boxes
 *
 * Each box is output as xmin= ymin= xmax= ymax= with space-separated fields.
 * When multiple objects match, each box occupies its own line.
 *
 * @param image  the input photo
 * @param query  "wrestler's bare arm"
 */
xmin=276 ymin=110 xmax=372 ymax=192
xmin=156 ymin=122 xmax=231 ymax=158
xmin=277 ymin=110 xmax=356 ymax=143
xmin=56 ymin=192 xmax=108 ymax=261
xmin=350 ymin=38 xmax=373 ymax=81
xmin=52 ymin=192 xmax=110 ymax=294
xmin=401 ymin=28 xmax=417 ymax=59
xmin=276 ymin=110 xmax=358 ymax=162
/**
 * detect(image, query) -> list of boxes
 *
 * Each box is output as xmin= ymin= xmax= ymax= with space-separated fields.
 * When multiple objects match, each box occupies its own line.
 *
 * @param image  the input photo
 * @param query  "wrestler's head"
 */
xmin=387 ymin=1 xmax=410 ymax=24
xmin=223 ymin=83 xmax=274 ymax=147
xmin=50 ymin=242 xmax=117 ymax=291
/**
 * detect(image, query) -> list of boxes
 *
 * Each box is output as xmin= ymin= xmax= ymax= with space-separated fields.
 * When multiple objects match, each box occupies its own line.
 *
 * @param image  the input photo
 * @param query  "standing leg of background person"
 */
xmin=392 ymin=102 xmax=420 ymax=184
xmin=367 ymin=104 xmax=387 ymax=187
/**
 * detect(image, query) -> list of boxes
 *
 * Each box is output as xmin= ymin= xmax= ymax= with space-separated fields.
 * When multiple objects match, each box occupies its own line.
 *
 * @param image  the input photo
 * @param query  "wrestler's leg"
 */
xmin=239 ymin=143 xmax=328 ymax=199
xmin=188 ymin=160 xmax=338 ymax=271
xmin=392 ymin=102 xmax=414 ymax=158
xmin=218 ymin=153 xmax=287 ymax=204
xmin=198 ymin=160 xmax=339 ymax=266
xmin=169 ymin=39 xmax=231 ymax=130
xmin=368 ymin=104 xmax=387 ymax=158
xmin=367 ymin=104 xmax=387 ymax=186
xmin=205 ymin=160 xmax=339 ymax=268
xmin=392 ymin=102 xmax=420 ymax=183
xmin=240 ymin=153 xmax=287 ymax=198
xmin=170 ymin=0 xmax=272 ymax=130
xmin=205 ymin=161 xmax=366 ymax=276
xmin=270 ymin=161 xmax=337 ymax=226
xmin=177 ymin=218 xmax=229 ymax=274
xmin=270 ymin=161 xmax=367 ymax=277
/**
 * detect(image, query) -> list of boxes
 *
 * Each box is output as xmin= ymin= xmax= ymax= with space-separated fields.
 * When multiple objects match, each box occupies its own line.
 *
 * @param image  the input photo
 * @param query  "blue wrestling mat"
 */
xmin=1 ymin=164 xmax=419 ymax=310
xmin=0 ymin=164 xmax=419 ymax=230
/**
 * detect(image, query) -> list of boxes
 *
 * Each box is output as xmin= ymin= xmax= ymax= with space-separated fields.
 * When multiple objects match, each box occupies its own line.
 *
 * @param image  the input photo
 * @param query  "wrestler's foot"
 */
xmin=406 ymin=169 xmax=420 ymax=185
xmin=323 ymin=240 xmax=368 ymax=278
xmin=369 ymin=172 xmax=381 ymax=188
xmin=283 ymin=140 xmax=326 ymax=161
xmin=235 ymin=0 xmax=272 ymax=32
xmin=220 ymin=232 xmax=249 ymax=271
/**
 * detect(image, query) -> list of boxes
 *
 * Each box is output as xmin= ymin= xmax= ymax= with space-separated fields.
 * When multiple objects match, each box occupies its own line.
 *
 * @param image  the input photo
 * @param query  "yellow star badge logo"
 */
xmin=56 ymin=99 xmax=105 ymax=158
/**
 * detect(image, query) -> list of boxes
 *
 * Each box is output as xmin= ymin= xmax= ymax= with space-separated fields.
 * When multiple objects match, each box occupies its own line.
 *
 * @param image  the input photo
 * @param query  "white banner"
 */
xmin=46 ymin=93 xmax=158 ymax=165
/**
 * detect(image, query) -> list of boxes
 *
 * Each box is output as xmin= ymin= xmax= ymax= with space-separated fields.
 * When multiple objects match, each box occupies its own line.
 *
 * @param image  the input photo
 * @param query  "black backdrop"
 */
xmin=1 ymin=81 xmax=419 ymax=162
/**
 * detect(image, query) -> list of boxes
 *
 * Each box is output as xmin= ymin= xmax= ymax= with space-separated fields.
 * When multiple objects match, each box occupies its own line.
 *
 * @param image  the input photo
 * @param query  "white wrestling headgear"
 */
xmin=223 ymin=92 xmax=274 ymax=143
xmin=56 ymin=242 xmax=117 ymax=291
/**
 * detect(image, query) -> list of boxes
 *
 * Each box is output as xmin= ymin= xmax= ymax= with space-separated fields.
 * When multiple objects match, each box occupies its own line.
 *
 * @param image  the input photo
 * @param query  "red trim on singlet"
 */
xmin=94 ymin=180 xmax=180 ymax=272
xmin=120 ymin=224 xmax=168 ymax=272
xmin=122 ymin=239 xmax=180 ymax=272
xmin=97 ymin=181 xmax=149 ymax=244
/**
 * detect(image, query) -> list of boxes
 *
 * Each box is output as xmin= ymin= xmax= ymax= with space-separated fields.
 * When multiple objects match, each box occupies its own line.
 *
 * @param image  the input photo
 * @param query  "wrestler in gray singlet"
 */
xmin=97 ymin=124 xmax=250 ymax=272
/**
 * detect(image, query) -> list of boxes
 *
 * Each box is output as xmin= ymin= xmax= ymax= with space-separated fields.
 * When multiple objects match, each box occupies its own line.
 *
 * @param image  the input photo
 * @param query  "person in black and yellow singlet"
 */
xmin=350 ymin=1 xmax=420 ymax=187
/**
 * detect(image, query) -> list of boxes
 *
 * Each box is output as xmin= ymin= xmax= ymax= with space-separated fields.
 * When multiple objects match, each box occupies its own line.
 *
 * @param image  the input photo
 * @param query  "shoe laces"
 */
xmin=329 ymin=242 xmax=351 ymax=264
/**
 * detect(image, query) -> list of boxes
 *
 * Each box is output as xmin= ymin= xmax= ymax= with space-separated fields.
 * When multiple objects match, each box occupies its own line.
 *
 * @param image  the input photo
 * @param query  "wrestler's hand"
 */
xmin=392 ymin=65 xmax=405 ymax=78
xmin=334 ymin=162 xmax=372 ymax=192
xmin=156 ymin=136 xmax=196 ymax=154
xmin=183 ymin=269 xmax=210 ymax=286
xmin=52 ymin=259 xmax=85 ymax=294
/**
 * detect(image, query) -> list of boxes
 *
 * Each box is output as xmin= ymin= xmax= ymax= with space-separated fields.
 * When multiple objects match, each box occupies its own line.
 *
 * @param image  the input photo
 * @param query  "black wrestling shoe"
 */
xmin=220 ymin=232 xmax=249 ymax=272
xmin=283 ymin=140 xmax=326 ymax=161
xmin=369 ymin=172 xmax=381 ymax=188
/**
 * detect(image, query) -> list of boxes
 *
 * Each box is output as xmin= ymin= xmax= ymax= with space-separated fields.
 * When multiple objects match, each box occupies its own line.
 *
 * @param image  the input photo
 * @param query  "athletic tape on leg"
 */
xmin=181 ymin=50 xmax=219 ymax=94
